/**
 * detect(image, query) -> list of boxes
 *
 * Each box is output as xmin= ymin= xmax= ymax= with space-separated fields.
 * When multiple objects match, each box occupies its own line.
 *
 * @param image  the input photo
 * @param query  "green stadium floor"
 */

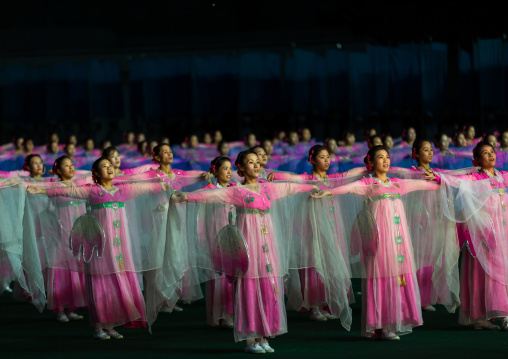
xmin=1 ymin=284 xmax=507 ymax=358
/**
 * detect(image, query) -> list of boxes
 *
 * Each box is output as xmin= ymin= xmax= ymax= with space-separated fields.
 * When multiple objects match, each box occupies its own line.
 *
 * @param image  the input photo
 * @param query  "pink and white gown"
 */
xmin=45 ymin=181 xmax=87 ymax=313
xmin=272 ymin=171 xmax=352 ymax=313
xmin=197 ymin=182 xmax=236 ymax=326
xmin=187 ymin=182 xmax=314 ymax=342
xmin=47 ymin=182 xmax=164 ymax=328
xmin=128 ymin=167 xmax=206 ymax=303
xmin=447 ymin=169 xmax=508 ymax=324
xmin=406 ymin=166 xmax=449 ymax=308
xmin=328 ymin=176 xmax=440 ymax=336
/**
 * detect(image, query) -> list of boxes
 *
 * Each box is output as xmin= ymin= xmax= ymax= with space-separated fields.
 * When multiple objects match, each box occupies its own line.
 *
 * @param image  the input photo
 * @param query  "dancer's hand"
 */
xmin=171 ymin=191 xmax=188 ymax=203
xmin=27 ymin=186 xmax=47 ymax=195
xmin=423 ymin=172 xmax=436 ymax=181
xmin=311 ymin=190 xmax=331 ymax=199
xmin=267 ymin=173 xmax=275 ymax=182
xmin=202 ymin=172 xmax=211 ymax=181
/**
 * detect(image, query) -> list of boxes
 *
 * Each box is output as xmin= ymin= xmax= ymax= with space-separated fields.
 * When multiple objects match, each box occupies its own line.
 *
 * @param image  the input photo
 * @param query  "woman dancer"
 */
xmin=444 ymin=141 xmax=508 ymax=330
xmin=250 ymin=146 xmax=269 ymax=180
xmin=172 ymin=150 xmax=317 ymax=353
xmin=27 ymin=157 xmax=168 ymax=340
xmin=267 ymin=145 xmax=356 ymax=321
xmin=200 ymin=156 xmax=236 ymax=328
xmin=45 ymin=156 xmax=87 ymax=322
xmin=313 ymin=145 xmax=440 ymax=340
xmin=23 ymin=154 xmax=46 ymax=180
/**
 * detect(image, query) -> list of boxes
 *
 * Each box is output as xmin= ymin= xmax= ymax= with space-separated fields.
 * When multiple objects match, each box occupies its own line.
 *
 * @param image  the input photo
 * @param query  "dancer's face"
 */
xmin=486 ymin=135 xmax=497 ymax=149
xmin=466 ymin=126 xmax=475 ymax=140
xmin=476 ymin=145 xmax=496 ymax=169
xmin=246 ymin=134 xmax=257 ymax=148
xmin=29 ymin=156 xmax=44 ymax=177
xmin=416 ymin=141 xmax=433 ymax=166
xmin=502 ymin=132 xmax=508 ymax=148
xmin=455 ymin=133 xmax=466 ymax=147
xmin=215 ymin=160 xmax=232 ymax=185
xmin=65 ymin=144 xmax=76 ymax=157
xmin=407 ymin=128 xmax=416 ymax=142
xmin=312 ymin=149 xmax=330 ymax=172
xmin=97 ymin=159 xmax=115 ymax=182
xmin=301 ymin=129 xmax=311 ymax=142
xmin=262 ymin=140 xmax=273 ymax=156
xmin=58 ymin=158 xmax=75 ymax=181
xmin=107 ymin=150 xmax=121 ymax=170
xmin=239 ymin=154 xmax=260 ymax=179
xmin=383 ymin=136 xmax=393 ymax=151
xmin=219 ymin=143 xmax=230 ymax=156
xmin=326 ymin=139 xmax=338 ymax=154
xmin=156 ymin=145 xmax=174 ymax=165
xmin=253 ymin=148 xmax=268 ymax=167
xmin=438 ymin=135 xmax=449 ymax=152
xmin=371 ymin=149 xmax=390 ymax=174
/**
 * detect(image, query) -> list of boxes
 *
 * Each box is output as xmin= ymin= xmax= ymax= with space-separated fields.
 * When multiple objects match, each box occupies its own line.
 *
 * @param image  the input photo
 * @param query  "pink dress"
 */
xmin=329 ymin=176 xmax=440 ymax=336
xmin=45 ymin=181 xmax=87 ymax=313
xmin=47 ymin=182 xmax=164 ymax=328
xmin=409 ymin=166 xmax=445 ymax=307
xmin=272 ymin=171 xmax=351 ymax=312
xmin=198 ymin=182 xmax=236 ymax=326
xmin=450 ymin=170 xmax=508 ymax=324
xmin=187 ymin=182 xmax=314 ymax=342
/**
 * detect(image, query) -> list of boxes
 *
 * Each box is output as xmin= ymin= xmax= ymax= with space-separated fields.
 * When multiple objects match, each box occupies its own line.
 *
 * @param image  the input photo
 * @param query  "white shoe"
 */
xmin=423 ymin=305 xmax=436 ymax=312
xmin=258 ymin=341 xmax=275 ymax=353
xmin=4 ymin=285 xmax=12 ymax=293
xmin=501 ymin=318 xmax=508 ymax=332
xmin=372 ymin=329 xmax=400 ymax=341
xmin=474 ymin=320 xmax=500 ymax=331
xmin=309 ymin=312 xmax=327 ymax=322
xmin=106 ymin=330 xmax=124 ymax=339
xmin=173 ymin=305 xmax=183 ymax=312
xmin=244 ymin=343 xmax=265 ymax=354
xmin=67 ymin=312 xmax=84 ymax=321
xmin=93 ymin=331 xmax=110 ymax=340
xmin=57 ymin=313 xmax=69 ymax=323
xmin=159 ymin=307 xmax=172 ymax=313
xmin=321 ymin=311 xmax=338 ymax=320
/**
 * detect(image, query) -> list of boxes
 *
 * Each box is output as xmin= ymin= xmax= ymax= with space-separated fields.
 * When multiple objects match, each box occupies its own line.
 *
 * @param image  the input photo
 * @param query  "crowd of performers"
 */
xmin=1 ymin=125 xmax=508 ymax=354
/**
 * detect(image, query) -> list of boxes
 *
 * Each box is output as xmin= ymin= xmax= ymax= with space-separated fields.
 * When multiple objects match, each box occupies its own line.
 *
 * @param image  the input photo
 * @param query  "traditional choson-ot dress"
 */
xmin=185 ymin=182 xmax=314 ymax=342
xmin=46 ymin=181 xmax=165 ymax=327
xmin=327 ymin=175 xmax=441 ymax=336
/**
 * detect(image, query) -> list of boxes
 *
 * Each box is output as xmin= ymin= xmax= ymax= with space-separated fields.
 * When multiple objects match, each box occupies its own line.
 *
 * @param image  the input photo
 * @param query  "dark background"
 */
xmin=1 ymin=1 xmax=508 ymax=144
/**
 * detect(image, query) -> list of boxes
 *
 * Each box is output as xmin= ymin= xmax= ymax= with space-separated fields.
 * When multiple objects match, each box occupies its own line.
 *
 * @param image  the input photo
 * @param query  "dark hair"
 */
xmin=102 ymin=146 xmax=119 ymax=158
xmin=411 ymin=138 xmax=432 ymax=163
xmin=91 ymin=157 xmax=111 ymax=184
xmin=151 ymin=143 xmax=171 ymax=164
xmin=209 ymin=156 xmax=231 ymax=173
xmin=53 ymin=156 xmax=72 ymax=180
xmin=364 ymin=145 xmax=388 ymax=170
xmin=472 ymin=140 xmax=495 ymax=162
xmin=249 ymin=145 xmax=264 ymax=152
xmin=434 ymin=133 xmax=447 ymax=148
xmin=137 ymin=140 xmax=148 ymax=154
xmin=23 ymin=154 xmax=43 ymax=172
xmin=235 ymin=150 xmax=257 ymax=177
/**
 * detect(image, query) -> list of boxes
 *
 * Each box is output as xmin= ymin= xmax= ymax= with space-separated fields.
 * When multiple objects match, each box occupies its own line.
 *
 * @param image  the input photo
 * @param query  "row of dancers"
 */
xmin=4 ymin=125 xmax=508 ymax=176
xmin=0 ymin=138 xmax=507 ymax=354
